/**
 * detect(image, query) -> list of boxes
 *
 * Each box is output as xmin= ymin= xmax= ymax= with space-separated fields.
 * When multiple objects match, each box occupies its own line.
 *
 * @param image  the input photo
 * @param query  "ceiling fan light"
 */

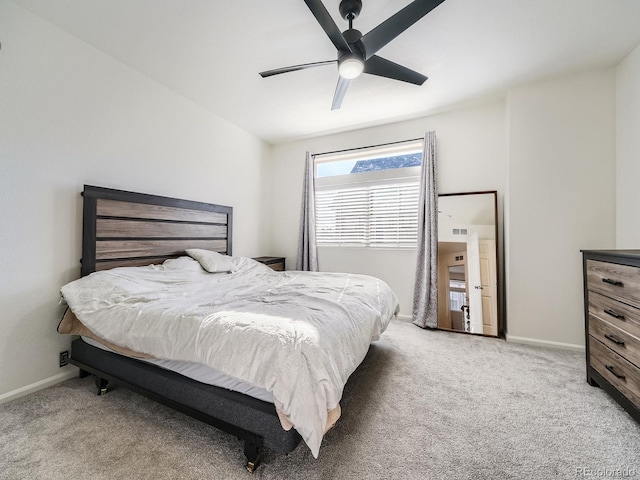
xmin=339 ymin=56 xmax=364 ymax=79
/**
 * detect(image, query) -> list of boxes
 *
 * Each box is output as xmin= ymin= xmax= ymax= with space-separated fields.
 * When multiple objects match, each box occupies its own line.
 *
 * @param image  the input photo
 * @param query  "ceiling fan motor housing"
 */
xmin=342 ymin=28 xmax=364 ymax=56
xmin=339 ymin=0 xmax=362 ymax=20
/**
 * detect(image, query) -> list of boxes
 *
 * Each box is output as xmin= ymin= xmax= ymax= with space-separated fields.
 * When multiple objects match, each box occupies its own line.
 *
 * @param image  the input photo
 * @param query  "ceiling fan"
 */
xmin=259 ymin=0 xmax=445 ymax=110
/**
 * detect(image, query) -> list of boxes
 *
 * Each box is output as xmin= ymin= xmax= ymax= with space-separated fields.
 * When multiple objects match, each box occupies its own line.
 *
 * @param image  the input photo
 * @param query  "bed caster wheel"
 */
xmin=243 ymin=435 xmax=262 ymax=474
xmin=95 ymin=377 xmax=108 ymax=396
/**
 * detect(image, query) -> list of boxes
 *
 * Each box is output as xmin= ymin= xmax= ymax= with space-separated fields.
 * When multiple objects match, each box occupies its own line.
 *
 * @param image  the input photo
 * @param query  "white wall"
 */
xmin=506 ymin=70 xmax=616 ymax=349
xmin=271 ymin=101 xmax=507 ymax=317
xmin=616 ymin=43 xmax=640 ymax=248
xmin=0 ymin=3 xmax=272 ymax=400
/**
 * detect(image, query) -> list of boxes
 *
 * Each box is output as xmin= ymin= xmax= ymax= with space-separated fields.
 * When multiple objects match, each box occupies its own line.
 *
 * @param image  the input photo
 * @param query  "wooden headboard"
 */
xmin=81 ymin=185 xmax=233 ymax=276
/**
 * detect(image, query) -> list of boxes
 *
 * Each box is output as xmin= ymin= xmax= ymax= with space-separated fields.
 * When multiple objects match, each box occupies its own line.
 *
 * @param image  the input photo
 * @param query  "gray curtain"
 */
xmin=296 ymin=151 xmax=319 ymax=271
xmin=412 ymin=132 xmax=438 ymax=328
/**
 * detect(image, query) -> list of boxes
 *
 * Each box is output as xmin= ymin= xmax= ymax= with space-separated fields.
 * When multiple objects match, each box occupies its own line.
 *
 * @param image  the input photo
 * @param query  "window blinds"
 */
xmin=315 ymin=181 xmax=420 ymax=247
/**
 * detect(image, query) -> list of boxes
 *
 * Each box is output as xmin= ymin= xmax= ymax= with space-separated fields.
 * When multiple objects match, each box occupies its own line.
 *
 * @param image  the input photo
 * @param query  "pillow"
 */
xmin=185 ymin=249 xmax=236 ymax=273
xmin=160 ymin=256 xmax=202 ymax=271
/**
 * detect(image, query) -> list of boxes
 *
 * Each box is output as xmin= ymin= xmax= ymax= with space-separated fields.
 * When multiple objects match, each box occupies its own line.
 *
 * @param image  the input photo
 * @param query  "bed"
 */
xmin=59 ymin=185 xmax=398 ymax=472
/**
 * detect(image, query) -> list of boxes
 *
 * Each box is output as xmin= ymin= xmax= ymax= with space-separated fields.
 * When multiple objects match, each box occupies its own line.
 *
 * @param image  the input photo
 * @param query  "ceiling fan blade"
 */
xmin=303 ymin=0 xmax=352 ymax=53
xmin=260 ymin=60 xmax=336 ymax=78
xmin=363 ymin=55 xmax=427 ymax=85
xmin=359 ymin=0 xmax=445 ymax=59
xmin=331 ymin=76 xmax=350 ymax=110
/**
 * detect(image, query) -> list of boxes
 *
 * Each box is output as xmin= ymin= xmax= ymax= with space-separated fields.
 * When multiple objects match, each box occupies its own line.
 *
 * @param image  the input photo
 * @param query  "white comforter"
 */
xmin=60 ymin=256 xmax=399 ymax=457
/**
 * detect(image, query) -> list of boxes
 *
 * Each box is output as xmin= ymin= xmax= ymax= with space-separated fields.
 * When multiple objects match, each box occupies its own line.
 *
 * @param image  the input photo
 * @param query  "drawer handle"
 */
xmin=604 ymin=333 xmax=625 ymax=347
xmin=602 ymin=278 xmax=624 ymax=287
xmin=604 ymin=308 xmax=625 ymax=320
xmin=605 ymin=365 xmax=626 ymax=380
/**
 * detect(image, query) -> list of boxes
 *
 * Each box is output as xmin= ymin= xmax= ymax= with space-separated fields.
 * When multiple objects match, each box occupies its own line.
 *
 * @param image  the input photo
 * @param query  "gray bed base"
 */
xmin=69 ymin=338 xmax=301 ymax=471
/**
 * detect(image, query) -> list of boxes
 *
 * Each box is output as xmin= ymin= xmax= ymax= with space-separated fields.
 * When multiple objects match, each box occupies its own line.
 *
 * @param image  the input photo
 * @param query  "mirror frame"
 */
xmin=437 ymin=190 xmax=501 ymax=336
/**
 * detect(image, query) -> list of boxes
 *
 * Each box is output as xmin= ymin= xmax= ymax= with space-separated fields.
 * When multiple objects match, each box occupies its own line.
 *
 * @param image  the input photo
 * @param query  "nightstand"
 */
xmin=253 ymin=256 xmax=285 ymax=271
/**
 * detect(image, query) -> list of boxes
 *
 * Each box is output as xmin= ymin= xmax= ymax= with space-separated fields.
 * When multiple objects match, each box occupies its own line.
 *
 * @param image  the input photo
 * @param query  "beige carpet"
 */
xmin=1 ymin=320 xmax=639 ymax=479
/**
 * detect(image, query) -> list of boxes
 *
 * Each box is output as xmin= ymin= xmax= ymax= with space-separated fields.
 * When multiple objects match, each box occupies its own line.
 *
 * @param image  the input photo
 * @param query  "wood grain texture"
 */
xmin=589 ymin=314 xmax=640 ymax=369
xmin=253 ymin=257 xmax=286 ymax=271
xmin=583 ymin=251 xmax=640 ymax=424
xmin=590 ymin=337 xmax=640 ymax=405
xmin=96 ymin=239 xmax=227 ymax=260
xmin=95 ymin=257 xmax=183 ymax=271
xmin=97 ymin=218 xmax=227 ymax=239
xmin=97 ymin=198 xmax=228 ymax=224
xmin=267 ymin=262 xmax=285 ymax=271
xmin=83 ymin=186 xmax=232 ymax=274
xmin=589 ymin=291 xmax=640 ymax=340
xmin=587 ymin=260 xmax=640 ymax=309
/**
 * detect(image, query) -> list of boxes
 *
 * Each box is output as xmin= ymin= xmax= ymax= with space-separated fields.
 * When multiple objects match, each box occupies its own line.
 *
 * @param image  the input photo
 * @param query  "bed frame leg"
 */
xmin=94 ymin=376 xmax=108 ymax=396
xmin=243 ymin=435 xmax=263 ymax=473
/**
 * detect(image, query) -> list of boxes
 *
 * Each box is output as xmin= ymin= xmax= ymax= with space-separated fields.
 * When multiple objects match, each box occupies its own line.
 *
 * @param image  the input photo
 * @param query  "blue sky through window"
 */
xmin=316 ymin=152 xmax=422 ymax=178
xmin=316 ymin=159 xmax=357 ymax=177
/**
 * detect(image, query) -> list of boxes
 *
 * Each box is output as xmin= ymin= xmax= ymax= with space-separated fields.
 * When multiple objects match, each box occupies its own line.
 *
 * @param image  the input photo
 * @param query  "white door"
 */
xmin=466 ymin=233 xmax=484 ymax=334
xmin=479 ymin=240 xmax=498 ymax=336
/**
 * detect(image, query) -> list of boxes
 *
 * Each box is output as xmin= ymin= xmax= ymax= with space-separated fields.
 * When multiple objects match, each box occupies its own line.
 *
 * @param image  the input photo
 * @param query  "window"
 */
xmin=314 ymin=140 xmax=423 ymax=248
xmin=448 ymin=278 xmax=466 ymax=311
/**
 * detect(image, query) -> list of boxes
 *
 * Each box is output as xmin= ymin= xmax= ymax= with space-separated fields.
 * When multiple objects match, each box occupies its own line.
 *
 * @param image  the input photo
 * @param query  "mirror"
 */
xmin=437 ymin=191 xmax=499 ymax=336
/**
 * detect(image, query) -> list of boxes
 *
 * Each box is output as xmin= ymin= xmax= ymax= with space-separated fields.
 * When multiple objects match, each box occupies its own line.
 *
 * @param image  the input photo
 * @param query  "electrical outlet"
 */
xmin=59 ymin=350 xmax=69 ymax=367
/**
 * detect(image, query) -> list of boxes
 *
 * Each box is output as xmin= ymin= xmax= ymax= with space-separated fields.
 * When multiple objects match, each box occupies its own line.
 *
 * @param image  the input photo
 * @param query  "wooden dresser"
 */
xmin=582 ymin=250 xmax=640 ymax=423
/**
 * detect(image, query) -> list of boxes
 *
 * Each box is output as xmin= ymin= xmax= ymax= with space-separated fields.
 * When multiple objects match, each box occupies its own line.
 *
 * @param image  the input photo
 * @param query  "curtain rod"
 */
xmin=312 ymin=137 xmax=424 ymax=158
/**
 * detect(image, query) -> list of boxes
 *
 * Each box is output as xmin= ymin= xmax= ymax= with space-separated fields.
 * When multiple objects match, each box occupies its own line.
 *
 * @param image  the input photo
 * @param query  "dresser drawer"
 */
xmin=589 ymin=314 xmax=640 ymax=368
xmin=590 ymin=337 xmax=640 ymax=406
xmin=588 ymin=291 xmax=640 ymax=340
xmin=586 ymin=260 xmax=640 ymax=308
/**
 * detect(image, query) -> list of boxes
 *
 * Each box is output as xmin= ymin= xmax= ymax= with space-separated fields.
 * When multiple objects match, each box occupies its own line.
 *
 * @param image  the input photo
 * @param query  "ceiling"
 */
xmin=12 ymin=0 xmax=640 ymax=144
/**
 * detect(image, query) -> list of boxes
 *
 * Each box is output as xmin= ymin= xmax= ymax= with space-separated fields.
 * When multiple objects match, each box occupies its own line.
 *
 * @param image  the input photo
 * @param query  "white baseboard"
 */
xmin=506 ymin=334 xmax=585 ymax=352
xmin=393 ymin=318 xmax=584 ymax=351
xmin=0 ymin=369 xmax=78 ymax=405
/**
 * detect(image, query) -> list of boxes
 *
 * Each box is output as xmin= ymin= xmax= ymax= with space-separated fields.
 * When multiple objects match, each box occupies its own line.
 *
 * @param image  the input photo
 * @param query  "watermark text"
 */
xmin=576 ymin=467 xmax=638 ymax=477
